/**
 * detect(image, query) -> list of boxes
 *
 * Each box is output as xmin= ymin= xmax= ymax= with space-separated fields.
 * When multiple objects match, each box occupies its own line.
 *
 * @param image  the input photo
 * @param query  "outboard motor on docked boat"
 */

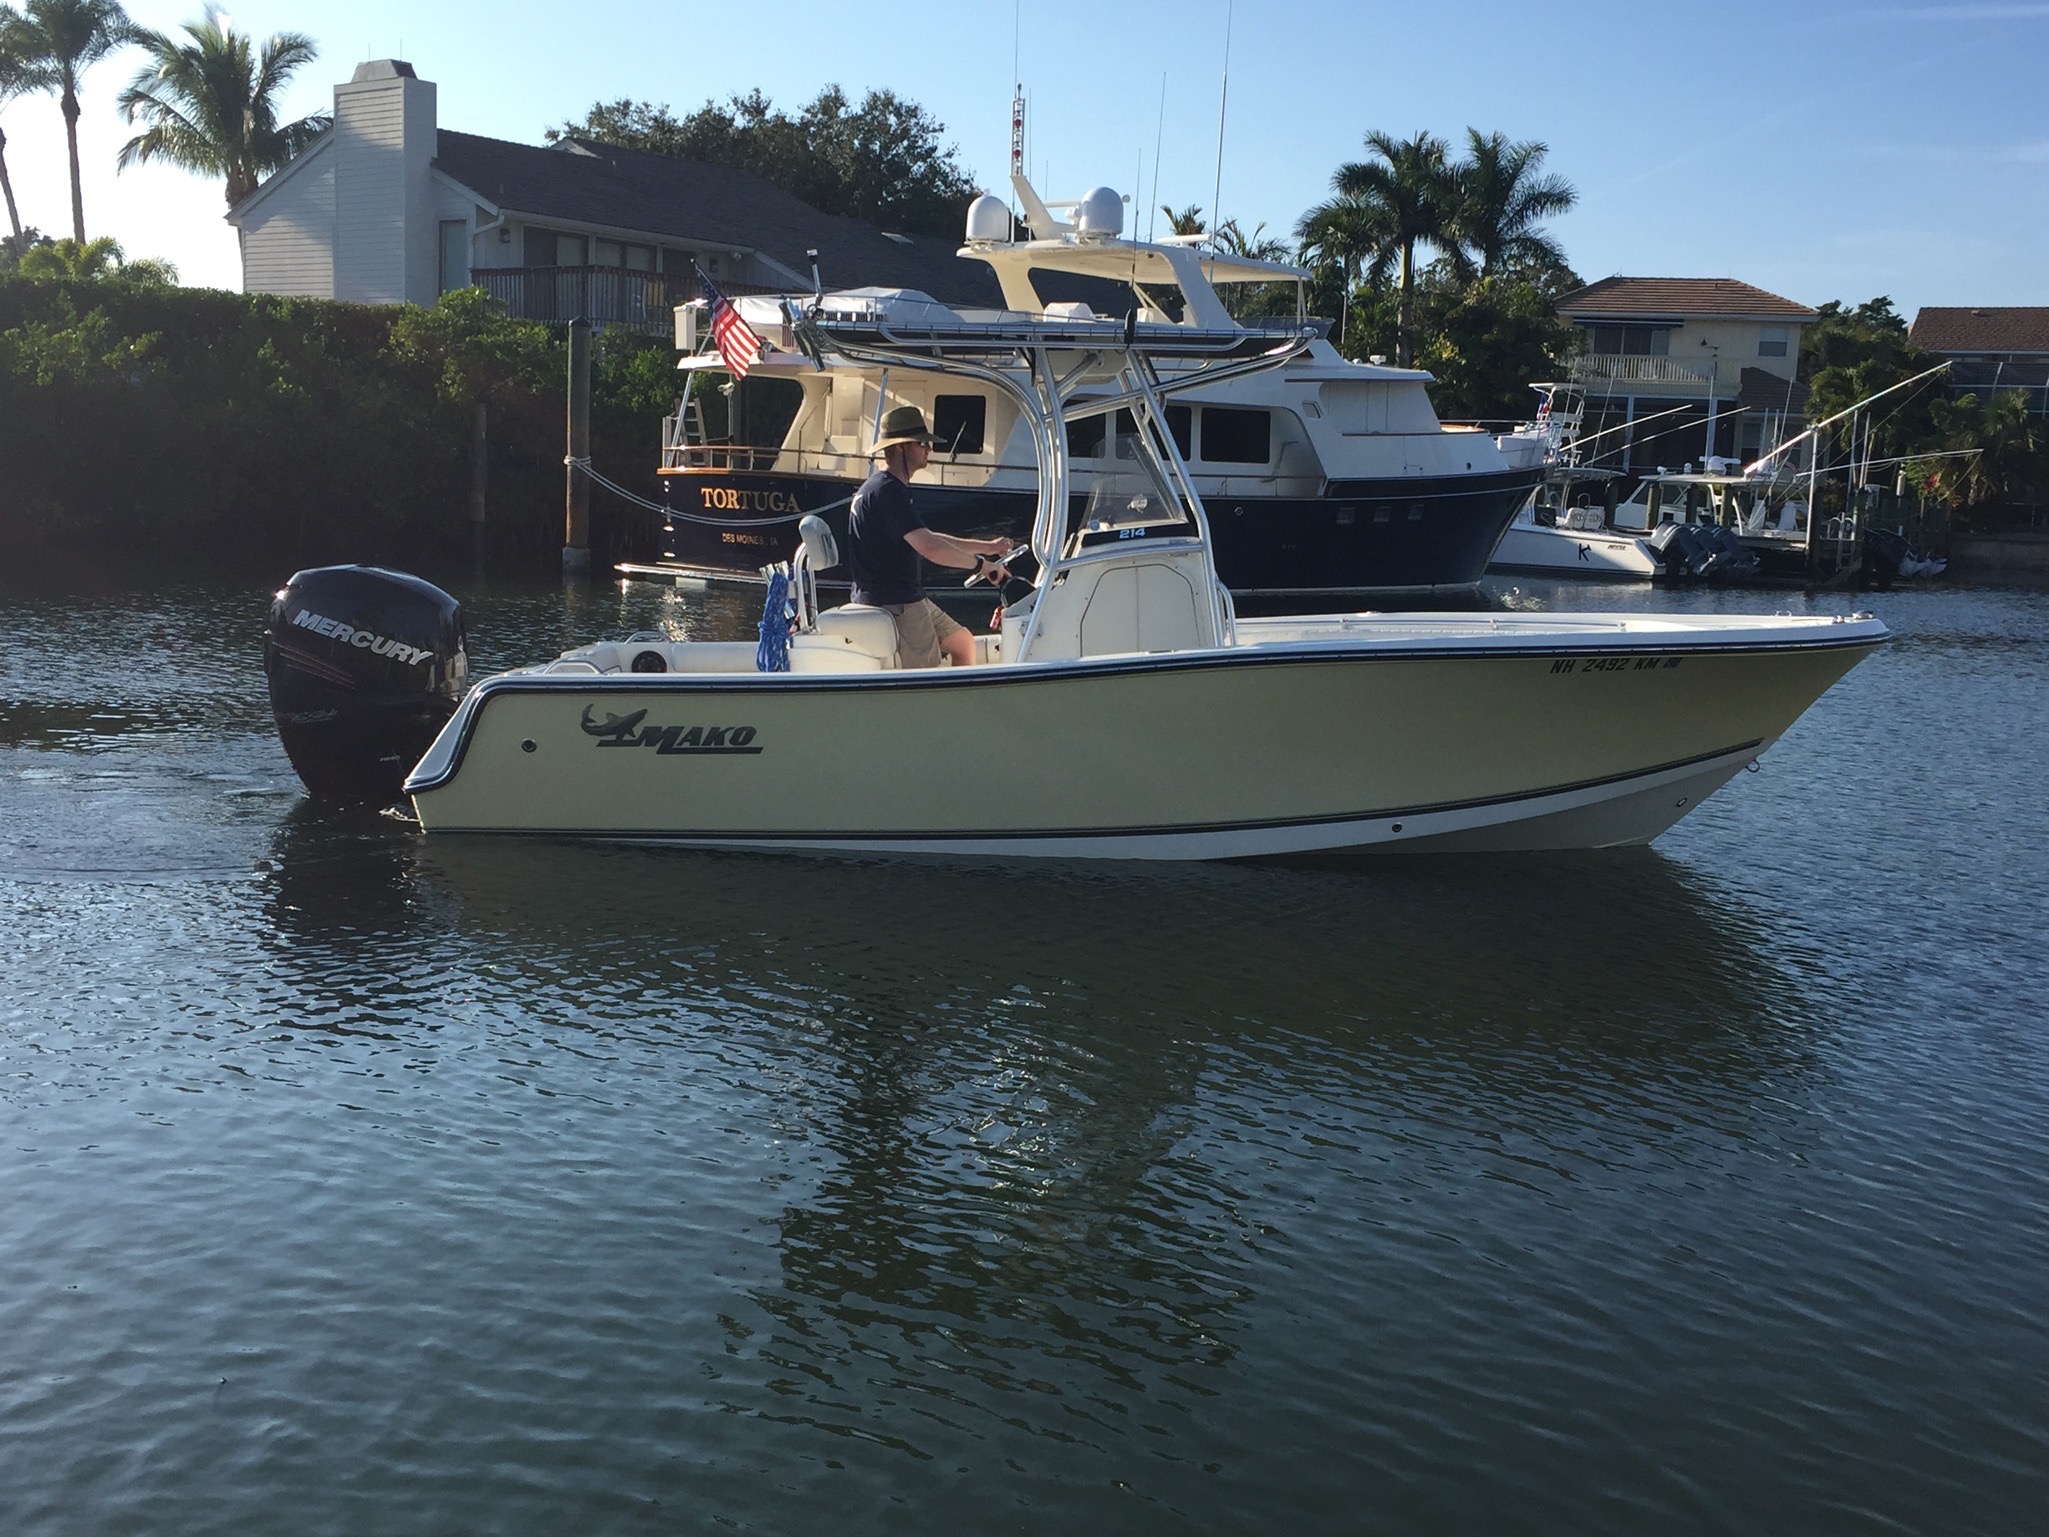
xmin=264 ymin=565 xmax=467 ymax=805
xmin=1648 ymin=524 xmax=1760 ymax=584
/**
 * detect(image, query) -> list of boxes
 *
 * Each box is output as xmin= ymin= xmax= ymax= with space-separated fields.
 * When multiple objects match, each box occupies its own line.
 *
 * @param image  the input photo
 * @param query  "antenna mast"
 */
xmin=1210 ymin=0 xmax=1233 ymax=240
xmin=1010 ymin=0 xmax=1025 ymax=185
xmin=1150 ymin=73 xmax=1166 ymax=242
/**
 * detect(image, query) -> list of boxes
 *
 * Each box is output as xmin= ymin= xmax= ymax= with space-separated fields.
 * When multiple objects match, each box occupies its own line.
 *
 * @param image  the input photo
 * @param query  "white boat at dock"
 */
xmin=1490 ymin=386 xmax=1657 ymax=580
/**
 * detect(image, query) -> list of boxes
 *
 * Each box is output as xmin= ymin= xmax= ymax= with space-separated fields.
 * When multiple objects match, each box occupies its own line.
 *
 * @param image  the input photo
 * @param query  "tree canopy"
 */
xmin=14 ymin=0 xmax=136 ymax=241
xmin=117 ymin=7 xmax=329 ymax=208
xmin=549 ymin=87 xmax=980 ymax=238
xmin=1443 ymin=130 xmax=1576 ymax=281
xmin=1304 ymin=130 xmax=1456 ymax=366
xmin=0 ymin=4 xmax=49 ymax=240
xmin=1801 ymin=298 xmax=2044 ymax=514
xmin=14 ymin=231 xmax=171 ymax=282
xmin=1295 ymin=126 xmax=1580 ymax=396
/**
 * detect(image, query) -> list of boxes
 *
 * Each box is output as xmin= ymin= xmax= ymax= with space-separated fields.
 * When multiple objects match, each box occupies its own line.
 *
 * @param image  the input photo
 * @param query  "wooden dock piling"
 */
xmin=564 ymin=317 xmax=592 ymax=576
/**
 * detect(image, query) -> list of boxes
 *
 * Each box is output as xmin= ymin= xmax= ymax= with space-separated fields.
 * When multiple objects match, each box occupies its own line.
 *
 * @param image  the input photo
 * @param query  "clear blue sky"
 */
xmin=4 ymin=0 xmax=2044 ymax=313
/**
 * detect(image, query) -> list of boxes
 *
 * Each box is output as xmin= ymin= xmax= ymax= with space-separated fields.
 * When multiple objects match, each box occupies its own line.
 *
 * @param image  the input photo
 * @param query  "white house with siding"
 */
xmin=227 ymin=60 xmax=998 ymax=327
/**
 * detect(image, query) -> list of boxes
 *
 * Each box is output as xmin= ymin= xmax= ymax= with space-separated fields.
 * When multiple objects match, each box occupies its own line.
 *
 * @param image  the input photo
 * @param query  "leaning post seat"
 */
xmin=789 ymin=604 xmax=901 ymax=672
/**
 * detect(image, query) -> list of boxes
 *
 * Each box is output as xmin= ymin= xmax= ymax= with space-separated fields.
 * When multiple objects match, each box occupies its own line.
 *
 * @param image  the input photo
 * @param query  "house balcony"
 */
xmin=467 ymin=266 xmax=787 ymax=333
xmin=1570 ymin=353 xmax=1718 ymax=392
xmin=469 ymin=265 xmax=676 ymax=331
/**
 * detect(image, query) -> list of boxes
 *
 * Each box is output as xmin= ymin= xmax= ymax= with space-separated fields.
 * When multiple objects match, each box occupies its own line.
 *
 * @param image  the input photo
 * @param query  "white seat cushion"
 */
xmin=806 ymin=605 xmax=900 ymax=666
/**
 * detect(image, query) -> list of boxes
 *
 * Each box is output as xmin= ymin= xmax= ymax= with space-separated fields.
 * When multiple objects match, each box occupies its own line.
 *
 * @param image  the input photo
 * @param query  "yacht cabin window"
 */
xmin=1068 ymin=406 xmax=1193 ymax=462
xmin=1067 ymin=414 xmax=1109 ymax=460
xmin=1200 ymin=407 xmax=1272 ymax=465
xmin=932 ymin=395 xmax=987 ymax=455
xmin=694 ymin=376 xmax=803 ymax=446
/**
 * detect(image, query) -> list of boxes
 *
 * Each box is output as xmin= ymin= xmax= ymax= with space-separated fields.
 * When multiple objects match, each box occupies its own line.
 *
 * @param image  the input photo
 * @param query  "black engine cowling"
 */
xmin=264 ymin=565 xmax=467 ymax=805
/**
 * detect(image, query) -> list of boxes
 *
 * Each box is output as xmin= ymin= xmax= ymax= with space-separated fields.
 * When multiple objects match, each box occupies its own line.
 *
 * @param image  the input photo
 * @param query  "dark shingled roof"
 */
xmin=1558 ymin=277 xmax=1816 ymax=322
xmin=432 ymin=131 xmax=1001 ymax=308
xmin=1909 ymin=307 xmax=2049 ymax=355
xmin=1737 ymin=366 xmax=1809 ymax=413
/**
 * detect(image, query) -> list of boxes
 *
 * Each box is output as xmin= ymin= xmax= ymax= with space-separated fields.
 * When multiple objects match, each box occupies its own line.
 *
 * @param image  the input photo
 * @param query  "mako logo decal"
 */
xmin=579 ymin=707 xmax=761 ymax=754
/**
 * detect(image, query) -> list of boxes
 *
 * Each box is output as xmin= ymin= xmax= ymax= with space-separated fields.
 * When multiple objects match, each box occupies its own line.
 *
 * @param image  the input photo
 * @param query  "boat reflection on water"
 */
xmin=260 ymin=805 xmax=1834 ymax=1148
xmin=256 ymin=809 xmax=1830 ymax=1448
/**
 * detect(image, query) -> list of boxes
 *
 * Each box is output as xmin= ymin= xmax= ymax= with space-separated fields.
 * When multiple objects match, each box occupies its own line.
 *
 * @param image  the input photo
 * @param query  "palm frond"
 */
xmin=111 ymin=6 xmax=322 ymax=204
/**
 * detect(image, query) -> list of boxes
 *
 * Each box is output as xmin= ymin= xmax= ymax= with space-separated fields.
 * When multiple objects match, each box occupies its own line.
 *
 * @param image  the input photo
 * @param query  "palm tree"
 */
xmin=1444 ymin=129 xmax=1576 ymax=280
xmin=117 ymin=8 xmax=327 ymax=210
xmin=1159 ymin=203 xmax=1205 ymax=237
xmin=0 ymin=4 xmax=51 ymax=241
xmin=1208 ymin=218 xmax=1295 ymax=321
xmin=1322 ymin=130 xmax=1454 ymax=366
xmin=13 ymin=230 xmax=171 ymax=282
xmin=1295 ymin=194 xmax=1393 ymax=357
xmin=16 ymin=0 xmax=134 ymax=243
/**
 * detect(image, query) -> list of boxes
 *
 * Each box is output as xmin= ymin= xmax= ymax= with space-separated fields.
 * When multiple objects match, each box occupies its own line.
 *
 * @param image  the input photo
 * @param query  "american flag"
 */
xmin=700 ymin=270 xmax=762 ymax=379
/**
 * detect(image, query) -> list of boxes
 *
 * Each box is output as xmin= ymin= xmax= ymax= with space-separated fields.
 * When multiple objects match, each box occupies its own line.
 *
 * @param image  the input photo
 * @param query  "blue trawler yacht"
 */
xmin=621 ymin=178 xmax=1544 ymax=611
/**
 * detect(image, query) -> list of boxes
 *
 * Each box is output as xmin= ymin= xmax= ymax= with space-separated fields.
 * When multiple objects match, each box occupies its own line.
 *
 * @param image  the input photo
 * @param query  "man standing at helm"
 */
xmin=844 ymin=404 xmax=1013 ymax=668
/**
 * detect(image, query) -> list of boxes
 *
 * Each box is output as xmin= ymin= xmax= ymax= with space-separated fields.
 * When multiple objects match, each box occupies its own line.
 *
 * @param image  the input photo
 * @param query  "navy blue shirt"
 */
xmin=845 ymin=469 xmax=926 ymax=606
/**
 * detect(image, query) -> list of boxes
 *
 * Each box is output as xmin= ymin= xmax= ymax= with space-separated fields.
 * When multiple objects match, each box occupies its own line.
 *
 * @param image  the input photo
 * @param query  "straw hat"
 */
xmin=874 ymin=405 xmax=937 ymax=451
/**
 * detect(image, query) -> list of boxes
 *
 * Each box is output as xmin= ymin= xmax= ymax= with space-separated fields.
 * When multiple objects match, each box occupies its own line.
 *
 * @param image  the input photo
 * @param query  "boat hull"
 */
xmin=407 ymin=620 xmax=1882 ymax=858
xmin=1490 ymin=522 xmax=1660 ymax=580
xmin=647 ymin=468 xmax=1539 ymax=606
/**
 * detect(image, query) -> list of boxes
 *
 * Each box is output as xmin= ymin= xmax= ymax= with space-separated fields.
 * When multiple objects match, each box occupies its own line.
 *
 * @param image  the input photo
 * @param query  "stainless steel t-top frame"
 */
xmin=789 ymin=306 xmax=1316 ymax=656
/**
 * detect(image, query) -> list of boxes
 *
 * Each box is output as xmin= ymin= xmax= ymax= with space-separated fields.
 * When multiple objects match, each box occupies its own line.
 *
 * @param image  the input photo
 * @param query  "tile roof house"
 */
xmin=226 ymin=60 xmax=1000 ymax=329
xmin=1909 ymin=307 xmax=2049 ymax=415
xmin=1556 ymin=277 xmax=1819 ymax=472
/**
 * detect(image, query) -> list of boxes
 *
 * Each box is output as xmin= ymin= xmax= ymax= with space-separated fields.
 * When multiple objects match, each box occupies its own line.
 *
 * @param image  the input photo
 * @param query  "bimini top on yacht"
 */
xmin=625 ymin=177 xmax=1543 ymax=610
xmin=247 ymin=300 xmax=1889 ymax=860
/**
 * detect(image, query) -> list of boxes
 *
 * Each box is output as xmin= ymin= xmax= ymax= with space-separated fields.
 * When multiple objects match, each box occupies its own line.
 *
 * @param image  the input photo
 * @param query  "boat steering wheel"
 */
xmin=963 ymin=545 xmax=1033 ymax=589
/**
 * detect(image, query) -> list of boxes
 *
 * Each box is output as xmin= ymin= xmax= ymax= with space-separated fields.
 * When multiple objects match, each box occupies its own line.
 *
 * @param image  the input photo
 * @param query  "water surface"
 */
xmin=1 ymin=569 xmax=2044 ymax=1534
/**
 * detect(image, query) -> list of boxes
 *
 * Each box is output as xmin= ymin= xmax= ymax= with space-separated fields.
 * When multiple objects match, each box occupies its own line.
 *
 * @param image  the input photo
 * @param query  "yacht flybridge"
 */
xmin=626 ymin=178 xmax=1544 ymax=610
xmin=256 ymin=307 xmax=1888 ymax=860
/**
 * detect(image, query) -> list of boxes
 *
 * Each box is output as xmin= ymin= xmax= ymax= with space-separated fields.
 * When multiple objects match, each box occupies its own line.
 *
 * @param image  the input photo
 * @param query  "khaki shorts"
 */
xmin=883 ymin=598 xmax=966 ymax=668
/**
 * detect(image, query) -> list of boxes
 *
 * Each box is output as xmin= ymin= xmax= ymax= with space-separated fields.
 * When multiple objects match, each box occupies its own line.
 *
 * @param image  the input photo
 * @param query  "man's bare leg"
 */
xmin=941 ymin=627 xmax=976 ymax=667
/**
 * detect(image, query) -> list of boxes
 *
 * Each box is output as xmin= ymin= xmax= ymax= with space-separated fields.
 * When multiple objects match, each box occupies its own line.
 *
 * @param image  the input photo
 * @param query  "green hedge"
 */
xmin=0 ymin=278 xmax=679 ymax=570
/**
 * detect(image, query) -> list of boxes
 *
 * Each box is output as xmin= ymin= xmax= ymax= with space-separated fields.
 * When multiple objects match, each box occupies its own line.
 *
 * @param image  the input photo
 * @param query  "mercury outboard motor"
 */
xmin=264 ymin=565 xmax=467 ymax=805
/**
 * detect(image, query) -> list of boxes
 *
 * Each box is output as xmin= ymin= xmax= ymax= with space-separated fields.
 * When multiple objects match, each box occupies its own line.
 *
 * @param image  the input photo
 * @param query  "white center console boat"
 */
xmin=381 ymin=310 xmax=1887 ymax=859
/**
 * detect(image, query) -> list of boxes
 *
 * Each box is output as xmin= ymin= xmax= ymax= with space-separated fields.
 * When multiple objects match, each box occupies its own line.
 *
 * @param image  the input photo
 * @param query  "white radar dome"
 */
xmin=964 ymin=194 xmax=1013 ymax=244
xmin=1073 ymin=186 xmax=1125 ymax=241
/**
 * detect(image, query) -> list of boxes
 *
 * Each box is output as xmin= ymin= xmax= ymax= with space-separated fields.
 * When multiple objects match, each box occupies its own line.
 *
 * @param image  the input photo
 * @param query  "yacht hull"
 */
xmin=648 ymin=468 xmax=1538 ymax=605
xmin=406 ymin=618 xmax=1882 ymax=858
